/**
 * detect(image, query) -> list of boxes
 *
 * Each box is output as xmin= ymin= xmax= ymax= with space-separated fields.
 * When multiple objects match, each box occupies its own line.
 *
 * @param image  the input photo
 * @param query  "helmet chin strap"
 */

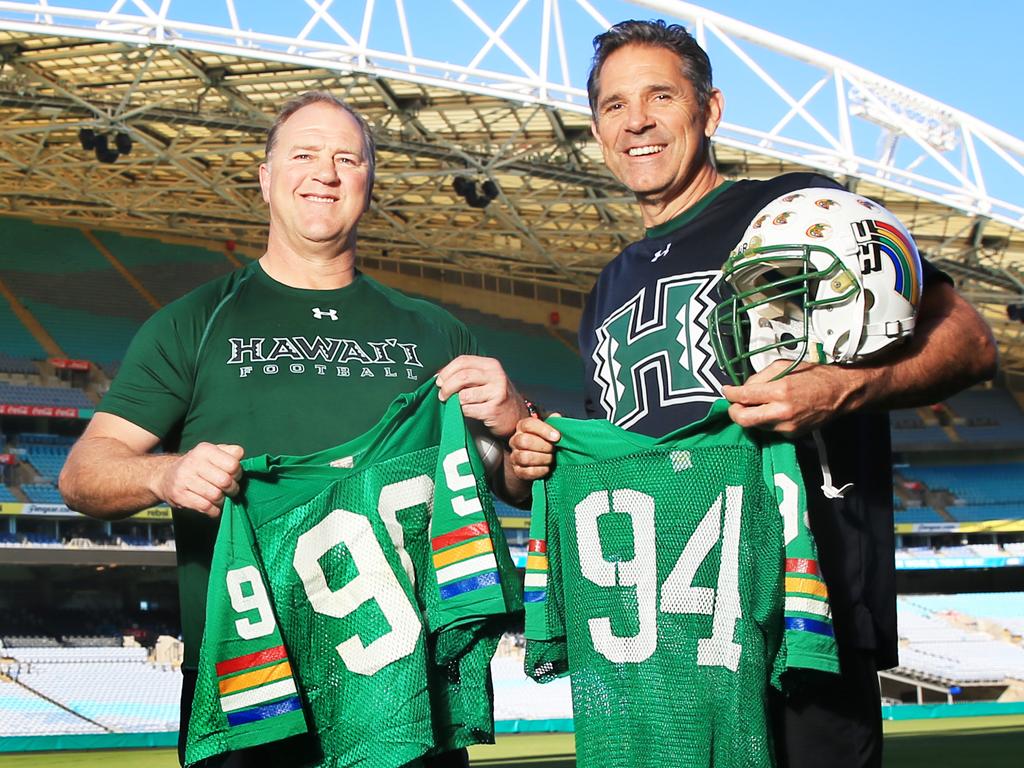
xmin=811 ymin=429 xmax=853 ymax=499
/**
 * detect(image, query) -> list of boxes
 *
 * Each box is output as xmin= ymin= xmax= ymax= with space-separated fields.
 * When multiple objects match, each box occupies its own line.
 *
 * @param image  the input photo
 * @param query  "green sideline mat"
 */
xmin=1 ymin=724 xmax=1023 ymax=768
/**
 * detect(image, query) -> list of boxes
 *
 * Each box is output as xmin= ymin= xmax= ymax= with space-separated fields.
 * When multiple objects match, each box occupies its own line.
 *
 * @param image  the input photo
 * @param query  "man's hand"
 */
xmin=723 ymin=282 xmax=998 ymax=437
xmin=152 ymin=443 xmax=244 ymax=517
xmin=509 ymin=414 xmax=561 ymax=482
xmin=436 ymin=355 xmax=529 ymax=440
xmin=722 ymin=361 xmax=863 ymax=437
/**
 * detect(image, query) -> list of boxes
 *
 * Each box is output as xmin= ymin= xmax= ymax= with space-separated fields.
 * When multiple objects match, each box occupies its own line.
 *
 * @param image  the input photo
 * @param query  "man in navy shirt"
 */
xmin=511 ymin=19 xmax=996 ymax=768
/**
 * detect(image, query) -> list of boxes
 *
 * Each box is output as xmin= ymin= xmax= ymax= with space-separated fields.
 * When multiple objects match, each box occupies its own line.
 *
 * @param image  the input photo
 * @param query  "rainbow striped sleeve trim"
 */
xmin=783 ymin=558 xmax=834 ymax=637
xmin=432 ymin=521 xmax=501 ymax=600
xmin=215 ymin=645 xmax=302 ymax=727
xmin=523 ymin=538 xmax=548 ymax=604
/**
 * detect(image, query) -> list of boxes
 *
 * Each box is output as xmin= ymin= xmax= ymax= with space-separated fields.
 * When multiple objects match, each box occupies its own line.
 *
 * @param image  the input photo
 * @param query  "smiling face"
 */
xmin=590 ymin=44 xmax=723 ymax=221
xmin=259 ymin=101 xmax=371 ymax=258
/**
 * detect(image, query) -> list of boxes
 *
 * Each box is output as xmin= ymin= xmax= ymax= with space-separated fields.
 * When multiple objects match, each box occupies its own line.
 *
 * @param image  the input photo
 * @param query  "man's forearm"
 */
xmin=495 ymin=453 xmax=532 ymax=507
xmin=847 ymin=283 xmax=997 ymax=414
xmin=59 ymin=438 xmax=175 ymax=519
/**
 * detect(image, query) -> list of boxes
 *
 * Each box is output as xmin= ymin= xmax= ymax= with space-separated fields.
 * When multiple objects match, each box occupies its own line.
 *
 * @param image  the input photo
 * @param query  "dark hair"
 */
xmin=264 ymin=90 xmax=376 ymax=201
xmin=587 ymin=19 xmax=713 ymax=118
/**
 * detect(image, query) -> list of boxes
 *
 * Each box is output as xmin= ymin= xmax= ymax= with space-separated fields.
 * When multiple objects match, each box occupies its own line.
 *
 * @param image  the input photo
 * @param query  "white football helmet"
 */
xmin=711 ymin=188 xmax=922 ymax=384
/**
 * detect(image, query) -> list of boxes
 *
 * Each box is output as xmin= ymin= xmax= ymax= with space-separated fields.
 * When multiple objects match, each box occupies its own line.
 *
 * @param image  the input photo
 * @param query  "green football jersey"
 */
xmin=186 ymin=379 xmax=522 ymax=768
xmin=524 ymin=400 xmax=838 ymax=768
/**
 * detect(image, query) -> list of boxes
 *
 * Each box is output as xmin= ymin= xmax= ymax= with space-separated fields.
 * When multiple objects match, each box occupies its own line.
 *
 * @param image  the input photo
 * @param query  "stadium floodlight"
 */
xmin=848 ymin=85 xmax=959 ymax=153
xmin=452 ymin=176 xmax=474 ymax=197
xmin=93 ymin=135 xmax=119 ymax=164
xmin=452 ymin=176 xmax=498 ymax=208
xmin=78 ymin=128 xmax=95 ymax=151
xmin=481 ymin=180 xmax=499 ymax=200
xmin=114 ymin=132 xmax=133 ymax=156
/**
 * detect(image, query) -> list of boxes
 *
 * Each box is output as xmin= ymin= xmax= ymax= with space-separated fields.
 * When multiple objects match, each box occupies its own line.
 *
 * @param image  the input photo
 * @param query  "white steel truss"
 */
xmin=0 ymin=0 xmax=1020 ymax=226
xmin=0 ymin=0 xmax=1022 ymax=369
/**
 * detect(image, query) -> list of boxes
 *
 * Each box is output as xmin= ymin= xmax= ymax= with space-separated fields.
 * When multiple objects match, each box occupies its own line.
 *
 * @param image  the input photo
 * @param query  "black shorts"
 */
xmin=770 ymin=648 xmax=882 ymax=768
xmin=178 ymin=668 xmax=470 ymax=768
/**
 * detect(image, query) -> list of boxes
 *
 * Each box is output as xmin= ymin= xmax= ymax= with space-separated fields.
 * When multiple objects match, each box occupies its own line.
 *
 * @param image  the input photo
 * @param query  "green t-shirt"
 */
xmin=524 ymin=400 xmax=838 ymax=768
xmin=185 ymin=379 xmax=522 ymax=767
xmin=99 ymin=262 xmax=477 ymax=667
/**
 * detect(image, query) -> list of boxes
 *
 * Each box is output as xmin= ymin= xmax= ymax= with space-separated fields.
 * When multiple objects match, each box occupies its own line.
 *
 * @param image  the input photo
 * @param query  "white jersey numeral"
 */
xmin=575 ymin=486 xmax=744 ymax=670
xmin=377 ymin=475 xmax=434 ymax=587
xmin=226 ymin=565 xmax=276 ymax=640
xmin=223 ymin=475 xmax=438 ymax=677
xmin=774 ymin=472 xmax=800 ymax=546
xmin=293 ymin=509 xmax=421 ymax=676
xmin=576 ymin=489 xmax=658 ymax=663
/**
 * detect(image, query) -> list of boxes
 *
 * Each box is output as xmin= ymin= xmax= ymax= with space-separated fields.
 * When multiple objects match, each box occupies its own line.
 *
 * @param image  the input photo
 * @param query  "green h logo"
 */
xmin=591 ymin=274 xmax=722 ymax=427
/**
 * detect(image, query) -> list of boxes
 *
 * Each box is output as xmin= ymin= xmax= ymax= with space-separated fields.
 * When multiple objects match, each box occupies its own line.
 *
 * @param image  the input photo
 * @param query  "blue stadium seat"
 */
xmin=903 ymin=464 xmax=1024 ymax=506
xmin=22 ymin=483 xmax=65 ymax=505
xmin=0 ymin=384 xmax=93 ymax=409
xmin=946 ymin=504 xmax=1024 ymax=522
xmin=894 ymin=507 xmax=945 ymax=524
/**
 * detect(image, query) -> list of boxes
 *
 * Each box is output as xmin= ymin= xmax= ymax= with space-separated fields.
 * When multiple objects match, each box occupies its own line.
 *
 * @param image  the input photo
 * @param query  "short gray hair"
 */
xmin=265 ymin=90 xmax=376 ymax=201
xmin=587 ymin=19 xmax=713 ymax=119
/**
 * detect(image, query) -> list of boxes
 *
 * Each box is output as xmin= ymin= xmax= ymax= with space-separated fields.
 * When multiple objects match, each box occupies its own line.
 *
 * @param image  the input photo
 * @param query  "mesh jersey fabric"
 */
xmin=185 ymin=378 xmax=522 ymax=768
xmin=524 ymin=400 xmax=838 ymax=768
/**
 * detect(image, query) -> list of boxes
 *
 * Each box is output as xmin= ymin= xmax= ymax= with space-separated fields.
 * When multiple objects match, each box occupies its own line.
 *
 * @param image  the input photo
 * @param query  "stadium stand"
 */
xmin=2 ymin=636 xmax=61 ymax=648
xmin=24 ymin=303 xmax=143 ymax=371
xmin=0 ymin=219 xmax=153 ymax=368
xmin=20 ymin=536 xmax=59 ymax=548
xmin=0 ymin=680 xmax=106 ymax=736
xmin=23 ymin=444 xmax=71 ymax=483
xmin=21 ymin=483 xmax=65 ymax=505
xmin=946 ymin=505 xmax=1024 ymax=522
xmin=18 ymin=433 xmax=76 ymax=446
xmin=2 ymin=646 xmax=180 ymax=733
xmin=945 ymin=388 xmax=1024 ymax=446
xmin=491 ymin=653 xmax=574 ymax=723
xmin=94 ymin=230 xmax=234 ymax=307
xmin=0 ymin=354 xmax=38 ymax=375
xmin=895 ymin=596 xmax=1024 ymax=684
xmin=493 ymin=498 xmax=529 ymax=519
xmin=0 ymin=485 xmax=17 ymax=502
xmin=902 ymin=463 xmax=1024 ymax=506
xmin=890 ymin=409 xmax=950 ymax=448
xmin=0 ymin=302 xmax=47 ymax=362
xmin=0 ymin=383 xmax=93 ymax=409
xmin=437 ymin=301 xmax=583 ymax=394
xmin=894 ymin=507 xmax=945 ymax=524
xmin=910 ymin=593 xmax=1024 ymax=629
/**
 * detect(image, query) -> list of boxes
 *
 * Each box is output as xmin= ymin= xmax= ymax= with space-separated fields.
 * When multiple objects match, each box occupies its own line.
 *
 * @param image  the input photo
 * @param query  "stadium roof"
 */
xmin=0 ymin=1 xmax=1022 ymax=373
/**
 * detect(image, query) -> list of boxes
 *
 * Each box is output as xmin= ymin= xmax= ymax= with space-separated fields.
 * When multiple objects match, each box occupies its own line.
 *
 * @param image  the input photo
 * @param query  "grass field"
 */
xmin=0 ymin=719 xmax=1021 ymax=767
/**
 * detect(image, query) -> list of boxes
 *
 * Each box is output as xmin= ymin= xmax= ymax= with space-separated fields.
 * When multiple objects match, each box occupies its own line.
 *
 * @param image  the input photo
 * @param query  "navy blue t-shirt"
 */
xmin=578 ymin=172 xmax=948 ymax=667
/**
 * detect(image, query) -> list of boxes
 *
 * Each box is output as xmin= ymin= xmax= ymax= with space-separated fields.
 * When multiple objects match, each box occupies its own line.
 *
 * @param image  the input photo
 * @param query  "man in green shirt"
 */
xmin=59 ymin=90 xmax=530 ymax=768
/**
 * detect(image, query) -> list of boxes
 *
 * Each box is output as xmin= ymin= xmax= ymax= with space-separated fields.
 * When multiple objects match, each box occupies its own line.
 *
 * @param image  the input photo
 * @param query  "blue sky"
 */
xmin=642 ymin=0 xmax=1020 ymax=135
xmin=96 ymin=1 xmax=1019 ymax=139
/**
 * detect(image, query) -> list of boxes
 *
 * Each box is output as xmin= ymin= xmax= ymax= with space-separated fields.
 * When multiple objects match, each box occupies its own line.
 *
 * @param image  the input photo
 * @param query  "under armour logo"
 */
xmin=652 ymin=243 xmax=672 ymax=263
xmin=312 ymin=307 xmax=339 ymax=320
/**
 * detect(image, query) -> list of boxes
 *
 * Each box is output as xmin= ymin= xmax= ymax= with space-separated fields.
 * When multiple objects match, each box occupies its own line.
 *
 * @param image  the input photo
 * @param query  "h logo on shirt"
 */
xmin=651 ymin=243 xmax=672 ymax=263
xmin=312 ymin=307 xmax=339 ymax=321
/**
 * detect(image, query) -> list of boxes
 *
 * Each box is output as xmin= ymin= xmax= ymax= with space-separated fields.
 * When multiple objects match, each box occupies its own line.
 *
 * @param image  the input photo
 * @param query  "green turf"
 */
xmin=2 ymin=722 xmax=1022 ymax=767
xmin=0 ymin=749 xmax=178 ymax=767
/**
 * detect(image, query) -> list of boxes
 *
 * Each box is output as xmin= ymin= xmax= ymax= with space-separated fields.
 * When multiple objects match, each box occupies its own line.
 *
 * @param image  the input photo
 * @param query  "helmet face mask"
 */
xmin=711 ymin=189 xmax=921 ymax=385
